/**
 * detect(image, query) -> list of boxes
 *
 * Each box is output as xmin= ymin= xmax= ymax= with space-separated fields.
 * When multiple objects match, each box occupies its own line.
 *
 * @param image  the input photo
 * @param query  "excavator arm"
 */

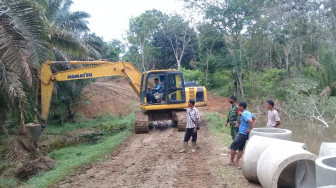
xmin=40 ymin=60 xmax=142 ymax=124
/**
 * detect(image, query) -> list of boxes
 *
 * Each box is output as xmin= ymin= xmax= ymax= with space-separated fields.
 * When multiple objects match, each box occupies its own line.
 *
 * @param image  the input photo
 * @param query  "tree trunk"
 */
xmin=283 ymin=43 xmax=292 ymax=74
xmin=18 ymin=102 xmax=25 ymax=135
xmin=238 ymin=70 xmax=244 ymax=100
xmin=206 ymin=59 xmax=209 ymax=80
xmin=141 ymin=45 xmax=145 ymax=71
xmin=298 ymin=41 xmax=303 ymax=72
xmin=233 ymin=76 xmax=237 ymax=96
xmin=140 ymin=39 xmax=146 ymax=71
xmin=177 ymin=59 xmax=181 ymax=71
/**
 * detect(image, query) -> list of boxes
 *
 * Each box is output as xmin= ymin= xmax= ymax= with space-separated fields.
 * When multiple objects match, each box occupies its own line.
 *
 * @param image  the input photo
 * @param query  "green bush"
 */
xmin=243 ymin=68 xmax=287 ymax=100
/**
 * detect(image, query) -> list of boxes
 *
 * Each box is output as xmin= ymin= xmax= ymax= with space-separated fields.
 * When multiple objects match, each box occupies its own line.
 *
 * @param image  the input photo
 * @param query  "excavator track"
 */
xmin=134 ymin=111 xmax=149 ymax=133
xmin=134 ymin=109 xmax=187 ymax=133
xmin=173 ymin=110 xmax=187 ymax=132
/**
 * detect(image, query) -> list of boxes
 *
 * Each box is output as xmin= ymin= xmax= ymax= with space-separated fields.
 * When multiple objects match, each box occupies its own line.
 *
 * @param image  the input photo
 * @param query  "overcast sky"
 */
xmin=71 ymin=0 xmax=185 ymax=42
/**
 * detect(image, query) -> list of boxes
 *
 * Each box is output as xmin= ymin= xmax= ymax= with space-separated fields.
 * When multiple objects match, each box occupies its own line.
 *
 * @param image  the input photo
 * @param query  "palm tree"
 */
xmin=0 ymin=0 xmax=51 ymax=129
xmin=0 ymin=0 xmax=105 ymax=132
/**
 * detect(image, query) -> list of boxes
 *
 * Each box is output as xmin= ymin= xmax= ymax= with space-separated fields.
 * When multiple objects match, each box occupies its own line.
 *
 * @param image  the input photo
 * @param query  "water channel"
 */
xmin=254 ymin=112 xmax=336 ymax=155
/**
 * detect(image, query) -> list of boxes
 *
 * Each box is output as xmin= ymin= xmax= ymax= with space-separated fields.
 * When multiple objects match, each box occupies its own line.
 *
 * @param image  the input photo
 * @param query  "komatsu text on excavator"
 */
xmin=40 ymin=60 xmax=207 ymax=133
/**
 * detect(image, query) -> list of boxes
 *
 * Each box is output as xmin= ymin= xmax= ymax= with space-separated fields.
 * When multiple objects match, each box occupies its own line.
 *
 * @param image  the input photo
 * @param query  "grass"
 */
xmin=0 ymin=113 xmax=135 ymax=188
xmin=0 ymin=160 xmax=20 ymax=188
xmin=0 ymin=178 xmax=18 ymax=188
xmin=205 ymin=112 xmax=232 ymax=146
xmin=26 ymin=129 xmax=130 ymax=188
xmin=44 ymin=113 xmax=134 ymax=135
xmin=205 ymin=112 xmax=259 ymax=188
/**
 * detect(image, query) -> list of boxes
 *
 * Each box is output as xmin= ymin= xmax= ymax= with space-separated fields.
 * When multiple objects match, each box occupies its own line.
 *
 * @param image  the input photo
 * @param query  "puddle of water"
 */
xmin=254 ymin=113 xmax=336 ymax=155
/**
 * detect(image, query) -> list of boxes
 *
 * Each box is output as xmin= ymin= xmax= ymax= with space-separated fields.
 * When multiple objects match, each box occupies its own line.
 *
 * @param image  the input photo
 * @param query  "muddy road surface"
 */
xmin=55 ymin=117 xmax=259 ymax=188
xmin=56 ymin=122 xmax=224 ymax=187
xmin=55 ymin=78 xmax=259 ymax=188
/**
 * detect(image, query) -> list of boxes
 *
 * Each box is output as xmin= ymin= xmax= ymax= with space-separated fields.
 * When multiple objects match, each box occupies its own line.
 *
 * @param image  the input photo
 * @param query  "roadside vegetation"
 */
xmin=1 ymin=0 xmax=336 ymax=187
xmin=205 ymin=112 xmax=254 ymax=186
xmin=205 ymin=112 xmax=232 ymax=147
xmin=0 ymin=113 xmax=134 ymax=188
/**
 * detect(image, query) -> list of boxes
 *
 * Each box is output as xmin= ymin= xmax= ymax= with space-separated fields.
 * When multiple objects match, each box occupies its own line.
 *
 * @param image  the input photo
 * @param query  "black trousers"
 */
xmin=184 ymin=128 xmax=197 ymax=142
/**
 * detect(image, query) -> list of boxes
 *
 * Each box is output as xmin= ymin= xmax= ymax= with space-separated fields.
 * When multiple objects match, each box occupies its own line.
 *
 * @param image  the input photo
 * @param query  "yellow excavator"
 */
xmin=40 ymin=60 xmax=207 ymax=133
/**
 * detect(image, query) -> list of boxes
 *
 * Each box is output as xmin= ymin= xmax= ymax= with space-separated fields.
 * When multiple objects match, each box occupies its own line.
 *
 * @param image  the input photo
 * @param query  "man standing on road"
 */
xmin=180 ymin=99 xmax=200 ymax=153
xmin=227 ymin=101 xmax=257 ymax=168
xmin=225 ymin=96 xmax=239 ymax=140
xmin=266 ymin=100 xmax=280 ymax=128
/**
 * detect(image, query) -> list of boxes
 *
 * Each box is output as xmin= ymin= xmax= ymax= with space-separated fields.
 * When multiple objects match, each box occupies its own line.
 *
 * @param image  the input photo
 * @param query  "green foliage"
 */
xmin=45 ymin=113 xmax=135 ymax=135
xmin=280 ymin=76 xmax=336 ymax=127
xmin=104 ymin=39 xmax=124 ymax=61
xmin=181 ymin=68 xmax=232 ymax=96
xmin=243 ymin=69 xmax=287 ymax=100
xmin=0 ymin=160 xmax=20 ymax=188
xmin=181 ymin=68 xmax=205 ymax=83
xmin=321 ymin=49 xmax=336 ymax=86
xmin=0 ymin=0 xmax=104 ymax=130
xmin=205 ymin=112 xmax=232 ymax=146
xmin=0 ymin=177 xmax=18 ymax=188
xmin=24 ymin=113 xmax=134 ymax=188
xmin=50 ymin=78 xmax=93 ymax=124
xmin=26 ymin=129 xmax=130 ymax=188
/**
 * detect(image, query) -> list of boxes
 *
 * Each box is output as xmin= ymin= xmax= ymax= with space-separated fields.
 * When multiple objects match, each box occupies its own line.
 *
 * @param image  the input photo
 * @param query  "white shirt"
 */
xmin=267 ymin=109 xmax=280 ymax=128
xmin=187 ymin=107 xmax=200 ymax=128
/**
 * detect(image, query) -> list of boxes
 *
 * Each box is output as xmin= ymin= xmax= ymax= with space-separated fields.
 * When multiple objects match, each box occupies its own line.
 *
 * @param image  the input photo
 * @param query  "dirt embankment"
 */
xmin=54 ymin=79 xmax=259 ymax=188
xmin=74 ymin=78 xmax=139 ymax=118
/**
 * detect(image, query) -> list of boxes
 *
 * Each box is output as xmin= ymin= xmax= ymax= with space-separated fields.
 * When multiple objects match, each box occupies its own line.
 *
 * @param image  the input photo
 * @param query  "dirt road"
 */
xmin=56 ymin=79 xmax=260 ymax=188
xmin=55 ymin=118 xmax=259 ymax=187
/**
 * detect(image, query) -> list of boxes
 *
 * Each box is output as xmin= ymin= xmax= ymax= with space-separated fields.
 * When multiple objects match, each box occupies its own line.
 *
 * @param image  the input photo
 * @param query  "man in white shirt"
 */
xmin=179 ymin=99 xmax=200 ymax=153
xmin=266 ymin=100 xmax=280 ymax=128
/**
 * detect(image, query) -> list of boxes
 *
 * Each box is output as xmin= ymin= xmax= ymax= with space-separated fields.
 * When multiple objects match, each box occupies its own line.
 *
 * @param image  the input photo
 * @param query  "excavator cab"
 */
xmin=140 ymin=71 xmax=186 ymax=106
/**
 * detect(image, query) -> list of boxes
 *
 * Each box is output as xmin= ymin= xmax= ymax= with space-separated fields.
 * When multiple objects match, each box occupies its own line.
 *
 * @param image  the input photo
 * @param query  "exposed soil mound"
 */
xmin=5 ymin=136 xmax=37 ymax=163
xmin=204 ymin=94 xmax=230 ymax=113
xmin=16 ymin=156 xmax=55 ymax=180
xmin=74 ymin=78 xmax=139 ymax=118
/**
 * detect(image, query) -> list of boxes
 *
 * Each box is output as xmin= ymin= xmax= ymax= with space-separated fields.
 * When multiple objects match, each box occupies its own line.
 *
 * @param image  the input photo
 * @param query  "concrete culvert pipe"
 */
xmin=316 ymin=155 xmax=336 ymax=187
xmin=257 ymin=145 xmax=317 ymax=188
xmin=249 ymin=127 xmax=292 ymax=140
xmin=319 ymin=142 xmax=336 ymax=157
xmin=243 ymin=135 xmax=307 ymax=183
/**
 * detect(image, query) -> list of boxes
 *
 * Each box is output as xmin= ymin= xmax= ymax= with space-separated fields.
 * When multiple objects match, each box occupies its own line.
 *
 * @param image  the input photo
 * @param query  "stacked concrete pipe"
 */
xmin=249 ymin=127 xmax=292 ymax=140
xmin=315 ymin=155 xmax=336 ymax=187
xmin=319 ymin=142 xmax=336 ymax=157
xmin=242 ymin=135 xmax=307 ymax=183
xmin=257 ymin=144 xmax=317 ymax=188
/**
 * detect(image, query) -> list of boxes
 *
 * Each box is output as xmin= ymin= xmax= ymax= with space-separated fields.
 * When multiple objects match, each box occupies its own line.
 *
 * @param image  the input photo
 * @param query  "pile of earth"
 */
xmin=74 ymin=78 xmax=139 ymax=118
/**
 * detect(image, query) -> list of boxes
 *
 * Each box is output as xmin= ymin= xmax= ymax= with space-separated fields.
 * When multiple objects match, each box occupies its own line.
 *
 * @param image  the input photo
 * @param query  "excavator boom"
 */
xmin=40 ymin=61 xmax=142 ymax=123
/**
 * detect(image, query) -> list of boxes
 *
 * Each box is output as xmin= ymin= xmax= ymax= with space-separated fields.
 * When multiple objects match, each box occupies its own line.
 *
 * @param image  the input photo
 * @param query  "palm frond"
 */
xmin=61 ymin=0 xmax=73 ymax=12
xmin=82 ymin=33 xmax=105 ymax=59
xmin=0 ymin=0 xmax=52 ymax=84
xmin=49 ymin=28 xmax=88 ymax=59
xmin=56 ymin=11 xmax=90 ymax=32
xmin=5 ymin=71 xmax=28 ymax=108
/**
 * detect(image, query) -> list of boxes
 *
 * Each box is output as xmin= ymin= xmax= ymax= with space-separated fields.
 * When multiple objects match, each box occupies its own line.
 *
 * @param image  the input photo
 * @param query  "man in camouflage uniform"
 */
xmin=226 ymin=96 xmax=239 ymax=140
